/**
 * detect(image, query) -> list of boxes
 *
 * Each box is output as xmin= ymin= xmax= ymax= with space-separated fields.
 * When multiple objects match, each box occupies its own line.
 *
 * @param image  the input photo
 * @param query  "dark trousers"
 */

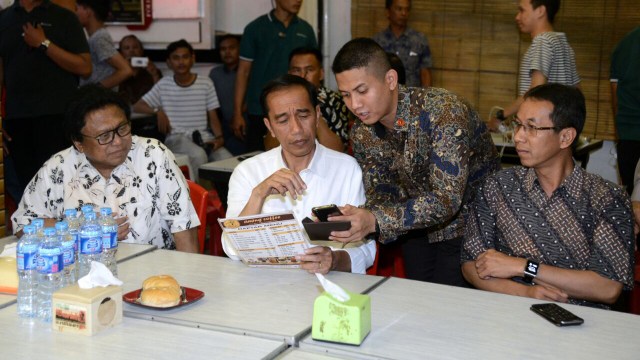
xmin=4 ymin=114 xmax=70 ymax=196
xmin=245 ymin=113 xmax=268 ymax=152
xmin=401 ymin=233 xmax=469 ymax=288
xmin=617 ymin=140 xmax=640 ymax=196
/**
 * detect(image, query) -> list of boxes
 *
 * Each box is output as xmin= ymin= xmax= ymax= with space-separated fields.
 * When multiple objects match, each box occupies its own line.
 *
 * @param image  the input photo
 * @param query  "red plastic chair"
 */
xmin=186 ymin=180 xmax=208 ymax=254
xmin=366 ymin=241 xmax=406 ymax=278
xmin=206 ymin=189 xmax=226 ymax=257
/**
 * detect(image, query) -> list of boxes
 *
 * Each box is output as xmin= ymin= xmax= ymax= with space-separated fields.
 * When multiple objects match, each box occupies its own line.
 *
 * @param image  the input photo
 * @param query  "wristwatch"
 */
xmin=39 ymin=39 xmax=51 ymax=52
xmin=523 ymin=259 xmax=539 ymax=284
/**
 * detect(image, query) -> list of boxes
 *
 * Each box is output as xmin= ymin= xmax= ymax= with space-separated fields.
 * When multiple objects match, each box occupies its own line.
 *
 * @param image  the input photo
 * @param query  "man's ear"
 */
xmin=535 ymin=4 xmax=547 ymax=21
xmin=559 ymin=127 xmax=577 ymax=149
xmin=73 ymin=139 xmax=84 ymax=153
xmin=385 ymin=69 xmax=398 ymax=91
xmin=166 ymin=58 xmax=172 ymax=70
xmin=319 ymin=68 xmax=325 ymax=82
xmin=263 ymin=117 xmax=275 ymax=138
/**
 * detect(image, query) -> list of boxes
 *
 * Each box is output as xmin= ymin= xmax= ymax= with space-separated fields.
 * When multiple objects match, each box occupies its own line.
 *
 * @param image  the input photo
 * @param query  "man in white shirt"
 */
xmin=225 ymin=75 xmax=375 ymax=274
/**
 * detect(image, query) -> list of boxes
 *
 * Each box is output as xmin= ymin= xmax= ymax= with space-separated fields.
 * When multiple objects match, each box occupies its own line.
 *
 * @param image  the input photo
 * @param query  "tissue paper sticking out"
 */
xmin=78 ymin=261 xmax=123 ymax=289
xmin=315 ymin=273 xmax=350 ymax=302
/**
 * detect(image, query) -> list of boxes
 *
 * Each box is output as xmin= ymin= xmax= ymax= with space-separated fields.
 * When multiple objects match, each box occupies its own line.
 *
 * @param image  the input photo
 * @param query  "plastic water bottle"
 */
xmin=64 ymin=208 xmax=81 ymax=272
xmin=99 ymin=207 xmax=118 ymax=276
xmin=31 ymin=218 xmax=45 ymax=238
xmin=17 ymin=225 xmax=39 ymax=318
xmin=78 ymin=212 xmax=103 ymax=278
xmin=37 ymin=227 xmax=64 ymax=322
xmin=56 ymin=221 xmax=76 ymax=286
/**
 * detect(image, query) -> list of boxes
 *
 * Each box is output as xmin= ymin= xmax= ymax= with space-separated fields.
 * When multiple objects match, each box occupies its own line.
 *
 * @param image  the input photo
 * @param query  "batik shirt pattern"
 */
xmin=352 ymin=85 xmax=499 ymax=244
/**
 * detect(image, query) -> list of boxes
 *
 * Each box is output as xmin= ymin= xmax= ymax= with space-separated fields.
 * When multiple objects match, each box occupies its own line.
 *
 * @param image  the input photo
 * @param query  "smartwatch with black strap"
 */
xmin=523 ymin=259 xmax=539 ymax=284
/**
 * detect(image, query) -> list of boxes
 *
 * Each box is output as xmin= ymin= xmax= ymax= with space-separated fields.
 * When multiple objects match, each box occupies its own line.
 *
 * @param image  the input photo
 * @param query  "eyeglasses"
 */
xmin=512 ymin=119 xmax=559 ymax=137
xmin=82 ymin=121 xmax=132 ymax=145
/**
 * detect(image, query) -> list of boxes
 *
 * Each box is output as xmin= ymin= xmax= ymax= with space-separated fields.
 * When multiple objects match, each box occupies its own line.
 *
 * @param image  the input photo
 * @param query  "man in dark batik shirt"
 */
xmin=462 ymin=84 xmax=635 ymax=308
xmin=329 ymin=38 xmax=499 ymax=286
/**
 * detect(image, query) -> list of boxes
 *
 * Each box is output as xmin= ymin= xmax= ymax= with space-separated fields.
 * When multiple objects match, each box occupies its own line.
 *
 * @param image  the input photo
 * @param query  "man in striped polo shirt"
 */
xmin=490 ymin=0 xmax=580 ymax=129
xmin=134 ymin=39 xmax=232 ymax=180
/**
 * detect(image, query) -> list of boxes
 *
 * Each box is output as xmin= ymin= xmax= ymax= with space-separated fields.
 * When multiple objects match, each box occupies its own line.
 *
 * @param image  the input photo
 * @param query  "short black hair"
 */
xmin=289 ymin=47 xmax=323 ymax=66
xmin=65 ymin=84 xmax=131 ymax=144
xmin=385 ymin=0 xmax=411 ymax=10
xmin=217 ymin=34 xmax=240 ymax=50
xmin=260 ymin=74 xmax=318 ymax=118
xmin=118 ymin=34 xmax=144 ymax=52
xmin=523 ymin=83 xmax=585 ymax=148
xmin=332 ymin=38 xmax=391 ymax=79
xmin=530 ymin=0 xmax=560 ymax=23
xmin=387 ymin=52 xmax=406 ymax=85
xmin=76 ymin=0 xmax=110 ymax=22
xmin=167 ymin=39 xmax=194 ymax=56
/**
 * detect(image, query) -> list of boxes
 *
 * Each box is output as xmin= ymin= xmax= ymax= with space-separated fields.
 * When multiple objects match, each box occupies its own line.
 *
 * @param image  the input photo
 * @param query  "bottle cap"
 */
xmin=43 ymin=227 xmax=56 ymax=236
xmin=23 ymin=225 xmax=36 ymax=234
xmin=100 ymin=207 xmax=113 ymax=216
xmin=55 ymin=221 xmax=69 ymax=231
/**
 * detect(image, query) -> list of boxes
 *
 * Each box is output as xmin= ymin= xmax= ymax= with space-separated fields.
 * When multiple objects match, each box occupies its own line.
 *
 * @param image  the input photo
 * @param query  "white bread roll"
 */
xmin=142 ymin=275 xmax=180 ymax=292
xmin=140 ymin=286 xmax=182 ymax=307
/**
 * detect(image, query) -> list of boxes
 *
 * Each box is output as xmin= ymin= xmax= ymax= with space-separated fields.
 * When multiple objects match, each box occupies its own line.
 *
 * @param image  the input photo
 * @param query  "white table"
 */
xmin=275 ymin=348 xmax=349 ymax=359
xmin=117 ymin=249 xmax=384 ymax=345
xmin=300 ymin=277 xmax=640 ymax=360
xmin=0 ymin=304 xmax=287 ymax=359
xmin=115 ymin=243 xmax=157 ymax=263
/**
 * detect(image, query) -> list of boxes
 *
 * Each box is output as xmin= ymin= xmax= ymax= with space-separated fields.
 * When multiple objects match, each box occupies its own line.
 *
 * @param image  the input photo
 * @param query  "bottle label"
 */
xmin=80 ymin=235 xmax=102 ymax=254
xmin=17 ymin=247 xmax=38 ymax=271
xmin=62 ymin=243 xmax=75 ymax=266
xmin=101 ymin=229 xmax=118 ymax=249
xmin=37 ymin=249 xmax=64 ymax=274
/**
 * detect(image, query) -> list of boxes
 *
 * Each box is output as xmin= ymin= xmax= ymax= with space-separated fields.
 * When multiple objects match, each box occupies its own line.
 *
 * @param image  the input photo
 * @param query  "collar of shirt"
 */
xmin=393 ymin=84 xmax=412 ymax=132
xmin=276 ymin=140 xmax=326 ymax=178
xmin=74 ymin=138 xmax=137 ymax=181
xmin=523 ymin=163 xmax=584 ymax=199
xmin=267 ymin=9 xmax=300 ymax=28
xmin=383 ymin=26 xmax=408 ymax=40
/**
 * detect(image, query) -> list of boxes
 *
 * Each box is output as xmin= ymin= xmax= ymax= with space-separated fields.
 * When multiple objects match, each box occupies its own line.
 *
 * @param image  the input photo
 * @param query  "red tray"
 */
xmin=123 ymin=286 xmax=204 ymax=310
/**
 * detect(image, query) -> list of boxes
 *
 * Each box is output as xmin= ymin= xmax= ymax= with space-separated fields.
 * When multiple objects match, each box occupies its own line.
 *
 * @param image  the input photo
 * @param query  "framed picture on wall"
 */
xmin=106 ymin=0 xmax=145 ymax=25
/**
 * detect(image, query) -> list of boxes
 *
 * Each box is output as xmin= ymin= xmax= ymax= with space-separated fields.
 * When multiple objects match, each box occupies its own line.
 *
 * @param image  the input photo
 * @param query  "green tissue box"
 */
xmin=312 ymin=290 xmax=371 ymax=345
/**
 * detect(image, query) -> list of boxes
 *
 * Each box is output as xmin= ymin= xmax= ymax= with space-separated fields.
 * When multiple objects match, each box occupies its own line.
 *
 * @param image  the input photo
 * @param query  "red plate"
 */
xmin=123 ymin=287 xmax=204 ymax=310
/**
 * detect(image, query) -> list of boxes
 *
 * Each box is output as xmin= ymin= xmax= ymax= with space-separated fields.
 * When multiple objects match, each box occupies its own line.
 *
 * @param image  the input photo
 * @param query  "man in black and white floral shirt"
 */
xmin=12 ymin=84 xmax=199 ymax=252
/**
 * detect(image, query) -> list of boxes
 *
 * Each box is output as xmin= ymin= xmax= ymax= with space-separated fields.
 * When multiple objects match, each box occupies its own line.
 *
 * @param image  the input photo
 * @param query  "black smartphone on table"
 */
xmin=530 ymin=303 xmax=584 ymax=326
xmin=312 ymin=204 xmax=342 ymax=222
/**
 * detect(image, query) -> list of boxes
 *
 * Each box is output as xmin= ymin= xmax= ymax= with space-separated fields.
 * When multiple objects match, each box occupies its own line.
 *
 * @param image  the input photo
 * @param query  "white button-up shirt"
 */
xmin=225 ymin=142 xmax=376 ymax=274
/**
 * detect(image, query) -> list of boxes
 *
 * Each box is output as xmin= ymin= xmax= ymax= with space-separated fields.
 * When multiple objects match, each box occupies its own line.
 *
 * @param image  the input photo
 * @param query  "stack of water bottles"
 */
xmin=16 ymin=206 xmax=119 ymax=322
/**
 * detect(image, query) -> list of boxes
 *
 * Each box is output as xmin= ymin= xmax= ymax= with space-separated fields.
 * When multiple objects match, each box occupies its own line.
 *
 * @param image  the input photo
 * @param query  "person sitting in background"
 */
xmin=462 ymin=84 xmax=634 ymax=308
xmin=225 ymin=75 xmax=376 ymax=274
xmin=76 ymin=0 xmax=133 ymax=89
xmin=134 ymin=39 xmax=232 ymax=180
xmin=265 ymin=47 xmax=351 ymax=152
xmin=12 ymin=84 xmax=199 ymax=253
xmin=117 ymin=34 xmax=162 ymax=105
xmin=208 ymin=34 xmax=247 ymax=156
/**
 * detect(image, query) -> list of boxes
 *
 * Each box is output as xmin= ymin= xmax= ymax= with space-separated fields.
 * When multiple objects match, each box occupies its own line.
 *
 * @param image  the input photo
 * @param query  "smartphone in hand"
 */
xmin=312 ymin=204 xmax=342 ymax=222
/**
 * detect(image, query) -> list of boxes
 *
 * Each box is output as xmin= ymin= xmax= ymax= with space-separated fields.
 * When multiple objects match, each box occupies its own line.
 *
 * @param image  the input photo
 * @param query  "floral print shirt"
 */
xmin=317 ymin=86 xmax=352 ymax=146
xmin=352 ymin=85 xmax=499 ymax=244
xmin=12 ymin=136 xmax=199 ymax=250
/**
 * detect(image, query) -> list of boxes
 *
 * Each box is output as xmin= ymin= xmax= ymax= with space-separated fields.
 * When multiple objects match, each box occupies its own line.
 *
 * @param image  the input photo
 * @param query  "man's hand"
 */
xmin=156 ymin=110 xmax=171 ymax=135
xmin=231 ymin=113 xmax=246 ymax=139
xmin=115 ymin=215 xmax=130 ymax=241
xmin=328 ymin=205 xmax=376 ymax=244
xmin=475 ymin=249 xmax=525 ymax=280
xmin=208 ymin=137 xmax=225 ymax=151
xmin=297 ymin=246 xmax=334 ymax=274
xmin=525 ymin=281 xmax=569 ymax=302
xmin=254 ymin=168 xmax=306 ymax=200
xmin=22 ymin=23 xmax=46 ymax=48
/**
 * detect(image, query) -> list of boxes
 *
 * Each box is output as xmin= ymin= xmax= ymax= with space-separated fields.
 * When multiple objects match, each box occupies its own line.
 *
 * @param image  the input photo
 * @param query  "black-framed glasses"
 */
xmin=512 ymin=119 xmax=559 ymax=137
xmin=81 ymin=121 xmax=132 ymax=145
